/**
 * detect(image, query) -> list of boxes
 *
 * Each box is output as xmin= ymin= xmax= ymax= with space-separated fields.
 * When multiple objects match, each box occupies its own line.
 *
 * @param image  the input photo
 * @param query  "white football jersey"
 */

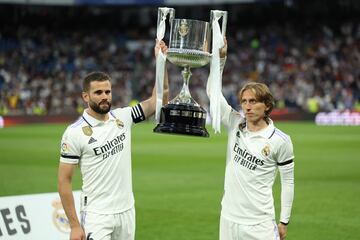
xmin=60 ymin=104 xmax=145 ymax=214
xmin=220 ymin=100 xmax=294 ymax=225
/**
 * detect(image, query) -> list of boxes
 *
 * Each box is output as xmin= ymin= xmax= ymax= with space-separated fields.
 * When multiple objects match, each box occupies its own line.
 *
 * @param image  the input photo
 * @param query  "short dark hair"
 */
xmin=83 ymin=72 xmax=111 ymax=92
xmin=238 ymin=82 xmax=275 ymax=121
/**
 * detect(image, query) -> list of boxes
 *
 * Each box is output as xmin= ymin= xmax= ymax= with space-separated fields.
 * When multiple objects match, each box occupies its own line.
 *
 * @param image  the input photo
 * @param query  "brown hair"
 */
xmin=82 ymin=72 xmax=111 ymax=92
xmin=238 ymin=82 xmax=275 ymax=121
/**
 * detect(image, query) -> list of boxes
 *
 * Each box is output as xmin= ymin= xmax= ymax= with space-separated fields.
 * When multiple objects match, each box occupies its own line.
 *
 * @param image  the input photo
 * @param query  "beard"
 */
xmin=89 ymin=99 xmax=111 ymax=114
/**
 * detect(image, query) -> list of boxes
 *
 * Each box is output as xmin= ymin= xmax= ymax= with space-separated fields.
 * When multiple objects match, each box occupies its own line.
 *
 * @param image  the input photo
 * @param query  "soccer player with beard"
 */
xmin=210 ymin=40 xmax=295 ymax=240
xmin=58 ymin=41 xmax=168 ymax=240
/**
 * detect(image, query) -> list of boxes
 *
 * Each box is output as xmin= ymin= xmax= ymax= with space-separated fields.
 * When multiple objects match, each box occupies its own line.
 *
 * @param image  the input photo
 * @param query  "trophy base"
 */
xmin=153 ymin=104 xmax=209 ymax=137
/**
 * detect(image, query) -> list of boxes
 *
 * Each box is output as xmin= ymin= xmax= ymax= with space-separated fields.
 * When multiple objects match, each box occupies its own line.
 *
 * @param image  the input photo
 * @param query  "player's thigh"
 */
xmin=81 ymin=212 xmax=113 ymax=240
xmin=112 ymin=207 xmax=135 ymax=240
xmin=243 ymin=220 xmax=280 ymax=240
xmin=219 ymin=216 xmax=241 ymax=240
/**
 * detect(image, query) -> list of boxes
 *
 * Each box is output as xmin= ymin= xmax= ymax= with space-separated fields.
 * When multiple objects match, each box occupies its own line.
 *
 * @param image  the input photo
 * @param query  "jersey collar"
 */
xmin=244 ymin=119 xmax=275 ymax=139
xmin=82 ymin=109 xmax=116 ymax=127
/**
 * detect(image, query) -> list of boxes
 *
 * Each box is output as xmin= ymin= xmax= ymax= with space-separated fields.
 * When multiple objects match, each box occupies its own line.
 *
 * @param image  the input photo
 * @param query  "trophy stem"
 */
xmin=182 ymin=65 xmax=191 ymax=85
xmin=178 ymin=66 xmax=192 ymax=104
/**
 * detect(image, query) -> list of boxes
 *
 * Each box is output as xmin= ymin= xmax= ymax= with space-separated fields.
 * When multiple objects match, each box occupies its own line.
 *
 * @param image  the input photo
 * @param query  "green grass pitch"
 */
xmin=0 ymin=122 xmax=359 ymax=240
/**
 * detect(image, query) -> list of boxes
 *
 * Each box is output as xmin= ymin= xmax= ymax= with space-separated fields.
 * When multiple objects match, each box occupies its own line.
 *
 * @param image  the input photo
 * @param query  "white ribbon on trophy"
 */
xmin=207 ymin=10 xmax=226 ymax=133
xmin=155 ymin=8 xmax=173 ymax=123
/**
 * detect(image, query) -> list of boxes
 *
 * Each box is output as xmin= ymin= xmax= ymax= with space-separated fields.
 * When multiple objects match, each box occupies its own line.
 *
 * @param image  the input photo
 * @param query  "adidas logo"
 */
xmin=88 ymin=137 xmax=97 ymax=144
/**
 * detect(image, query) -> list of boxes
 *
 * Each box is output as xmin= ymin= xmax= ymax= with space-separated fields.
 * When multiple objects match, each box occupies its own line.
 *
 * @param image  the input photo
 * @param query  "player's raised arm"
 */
xmin=207 ymin=37 xmax=236 ymax=128
xmin=140 ymin=40 xmax=169 ymax=119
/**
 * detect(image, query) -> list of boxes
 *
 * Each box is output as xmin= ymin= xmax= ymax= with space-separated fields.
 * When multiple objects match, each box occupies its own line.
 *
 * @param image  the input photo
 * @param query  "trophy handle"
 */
xmin=210 ymin=10 xmax=227 ymax=37
xmin=169 ymin=8 xmax=175 ymax=28
xmin=157 ymin=7 xmax=175 ymax=30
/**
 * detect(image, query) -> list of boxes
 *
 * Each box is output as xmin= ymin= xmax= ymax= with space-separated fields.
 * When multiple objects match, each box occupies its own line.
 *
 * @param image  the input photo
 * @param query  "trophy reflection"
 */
xmin=154 ymin=8 xmax=227 ymax=137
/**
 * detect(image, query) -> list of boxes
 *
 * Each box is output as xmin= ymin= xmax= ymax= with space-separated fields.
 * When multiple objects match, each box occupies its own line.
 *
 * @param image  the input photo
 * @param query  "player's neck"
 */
xmin=86 ymin=108 xmax=109 ymax=122
xmin=247 ymin=119 xmax=268 ymax=132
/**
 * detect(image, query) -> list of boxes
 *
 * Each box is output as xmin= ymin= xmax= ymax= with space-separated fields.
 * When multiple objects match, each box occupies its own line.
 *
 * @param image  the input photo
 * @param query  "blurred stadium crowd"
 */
xmin=0 ymin=2 xmax=360 ymax=116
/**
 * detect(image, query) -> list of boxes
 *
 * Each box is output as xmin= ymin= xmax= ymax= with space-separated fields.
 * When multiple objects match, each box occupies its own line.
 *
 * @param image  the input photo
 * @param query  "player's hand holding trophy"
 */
xmin=154 ymin=7 xmax=227 ymax=137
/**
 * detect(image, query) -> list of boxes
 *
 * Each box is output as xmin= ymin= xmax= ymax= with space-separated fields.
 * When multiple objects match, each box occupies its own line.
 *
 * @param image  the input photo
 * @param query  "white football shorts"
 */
xmin=220 ymin=216 xmax=280 ymax=240
xmin=81 ymin=207 xmax=135 ymax=240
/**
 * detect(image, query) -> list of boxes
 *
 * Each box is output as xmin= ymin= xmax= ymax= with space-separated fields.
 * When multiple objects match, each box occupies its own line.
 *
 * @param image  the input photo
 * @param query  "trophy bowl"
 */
xmin=167 ymin=48 xmax=211 ymax=68
xmin=166 ymin=19 xmax=211 ymax=68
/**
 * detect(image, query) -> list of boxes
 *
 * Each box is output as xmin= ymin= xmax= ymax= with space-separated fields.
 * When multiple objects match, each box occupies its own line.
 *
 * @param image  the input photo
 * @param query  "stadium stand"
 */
xmin=0 ymin=1 xmax=359 ymax=116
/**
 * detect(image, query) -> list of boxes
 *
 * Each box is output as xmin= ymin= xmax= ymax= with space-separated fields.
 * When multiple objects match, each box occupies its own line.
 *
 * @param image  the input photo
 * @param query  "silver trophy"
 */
xmin=154 ymin=8 xmax=227 ymax=137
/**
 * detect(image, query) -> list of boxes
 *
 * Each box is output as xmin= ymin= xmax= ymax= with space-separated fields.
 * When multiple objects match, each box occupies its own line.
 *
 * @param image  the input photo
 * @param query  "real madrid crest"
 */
xmin=82 ymin=126 xmax=93 ymax=136
xmin=178 ymin=19 xmax=189 ymax=37
xmin=238 ymin=122 xmax=246 ymax=131
xmin=52 ymin=199 xmax=70 ymax=233
xmin=262 ymin=144 xmax=271 ymax=157
xmin=116 ymin=119 xmax=124 ymax=129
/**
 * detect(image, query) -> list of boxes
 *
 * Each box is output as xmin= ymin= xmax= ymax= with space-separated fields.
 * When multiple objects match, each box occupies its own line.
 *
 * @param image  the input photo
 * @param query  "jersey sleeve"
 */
xmin=60 ymin=128 xmax=81 ymax=164
xmin=216 ymin=57 xmax=243 ymax=129
xmin=276 ymin=136 xmax=294 ymax=165
xmin=219 ymin=95 xmax=233 ymax=127
xmin=207 ymin=56 xmax=232 ymax=129
xmin=220 ymin=95 xmax=245 ymax=131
